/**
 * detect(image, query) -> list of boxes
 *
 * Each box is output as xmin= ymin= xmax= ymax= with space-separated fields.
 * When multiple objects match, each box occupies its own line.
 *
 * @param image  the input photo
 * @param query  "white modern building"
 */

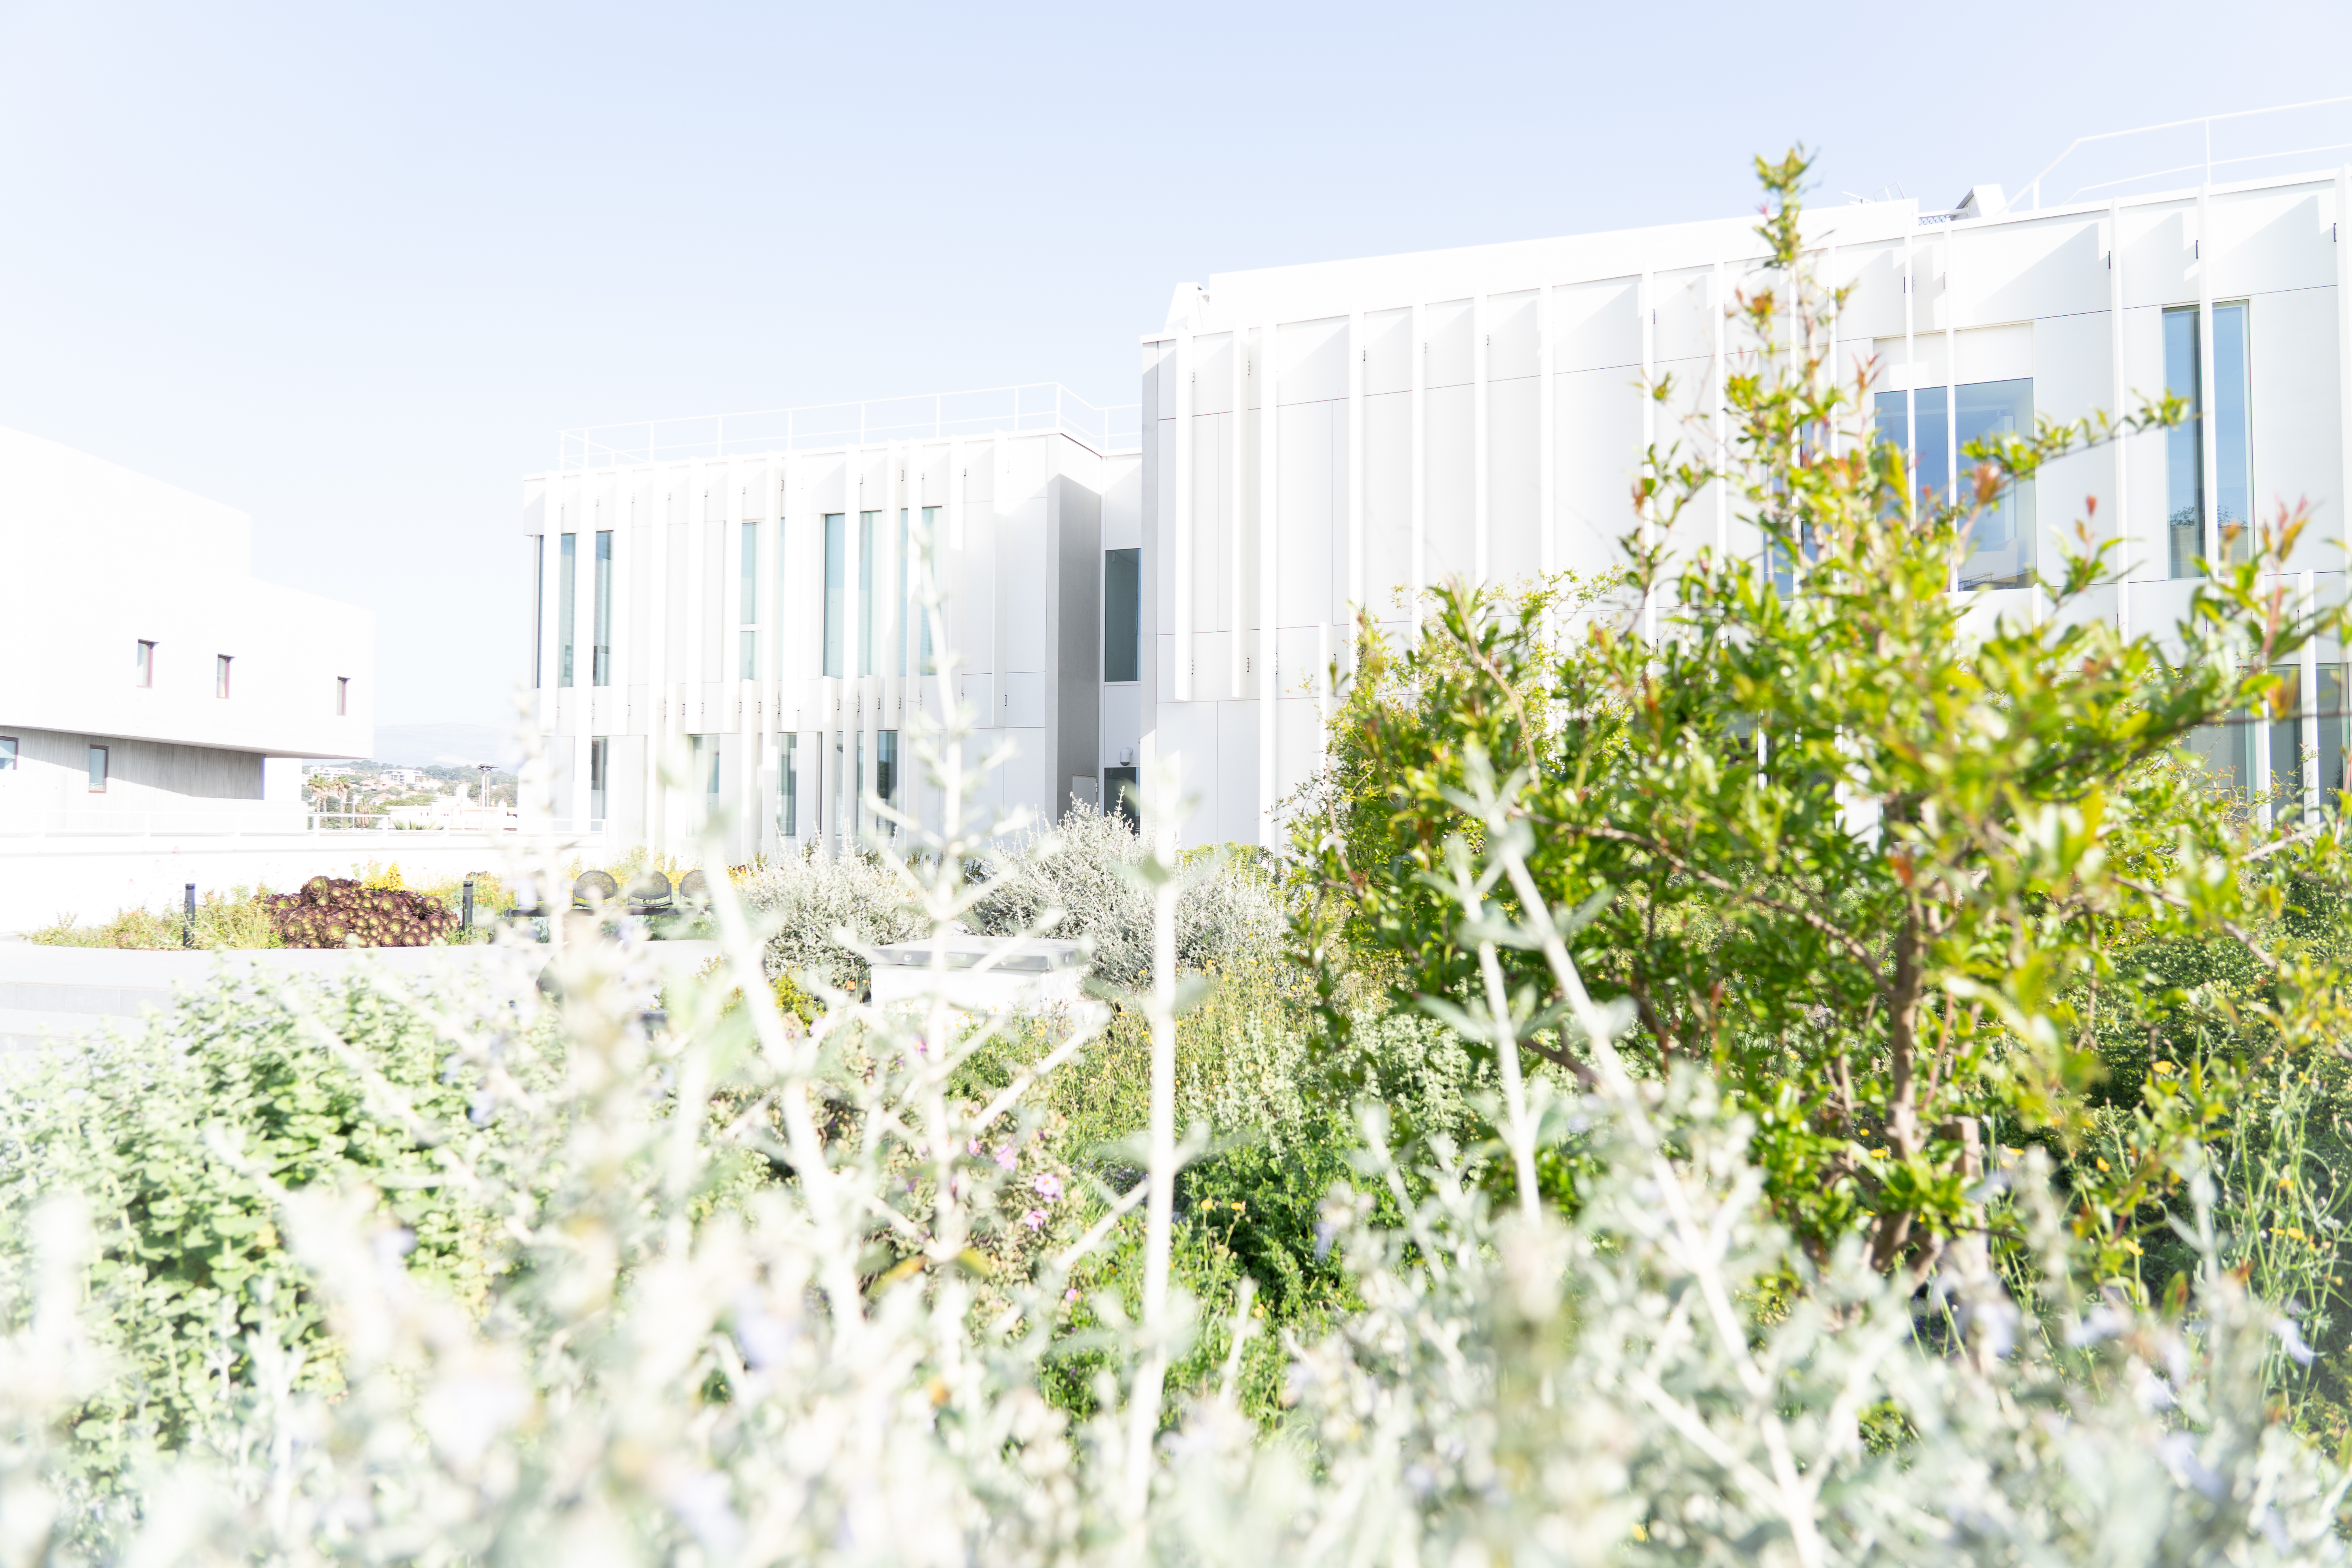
xmin=529 ymin=156 xmax=2352 ymax=858
xmin=0 ymin=427 xmax=374 ymax=823
xmin=0 ymin=428 xmax=424 ymax=926
xmin=522 ymin=389 xmax=1143 ymax=863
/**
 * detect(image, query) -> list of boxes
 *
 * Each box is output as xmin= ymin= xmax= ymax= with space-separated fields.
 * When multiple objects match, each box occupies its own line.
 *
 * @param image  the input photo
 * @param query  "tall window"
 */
xmin=87 ymin=745 xmax=108 ymax=793
xmin=895 ymin=509 xmax=911 ymax=677
xmin=1872 ymin=380 xmax=2036 ymax=589
xmin=2164 ymin=303 xmax=2251 ymax=575
xmin=858 ymin=510 xmax=880 ymax=677
xmin=215 ymin=655 xmax=232 ymax=699
xmin=740 ymin=519 xmax=759 ymax=679
xmin=2213 ymin=302 xmax=2253 ymax=562
xmin=822 ymin=513 xmax=846 ymax=677
xmin=918 ymin=505 xmax=941 ymax=674
xmin=703 ymin=735 xmax=722 ymax=796
xmin=593 ymin=530 xmax=613 ymax=686
xmin=0 ymin=737 xmax=17 ymax=772
xmin=336 ymin=676 xmax=349 ymax=716
xmin=2165 ymin=307 xmax=2203 ymax=577
xmin=1104 ymin=548 xmax=1141 ymax=680
xmin=875 ymin=729 xmax=899 ymax=822
xmin=558 ymin=532 xmax=577 ymax=686
xmin=779 ymin=732 xmax=798 ymax=837
xmin=588 ymin=737 xmax=609 ymax=822
xmin=532 ymin=535 xmax=545 ymax=687
xmin=135 ymin=640 xmax=156 ymax=688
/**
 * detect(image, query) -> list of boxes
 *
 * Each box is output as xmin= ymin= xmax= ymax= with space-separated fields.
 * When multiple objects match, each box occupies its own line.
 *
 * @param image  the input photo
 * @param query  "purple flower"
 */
xmin=1023 ymin=1208 xmax=1047 ymax=1231
xmin=1032 ymin=1173 xmax=1063 ymax=1202
xmin=993 ymin=1144 xmax=1018 ymax=1171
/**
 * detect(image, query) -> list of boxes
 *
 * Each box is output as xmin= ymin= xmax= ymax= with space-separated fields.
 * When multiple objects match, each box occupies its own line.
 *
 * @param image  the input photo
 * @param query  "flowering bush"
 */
xmin=966 ymin=800 xmax=1286 ymax=989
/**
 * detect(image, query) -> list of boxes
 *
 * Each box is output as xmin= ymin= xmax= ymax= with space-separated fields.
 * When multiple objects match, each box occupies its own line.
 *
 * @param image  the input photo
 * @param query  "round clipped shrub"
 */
xmin=262 ymin=877 xmax=457 ymax=949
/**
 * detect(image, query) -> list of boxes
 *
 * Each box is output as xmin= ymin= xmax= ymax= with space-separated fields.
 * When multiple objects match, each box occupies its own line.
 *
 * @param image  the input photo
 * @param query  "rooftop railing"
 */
xmin=2011 ymin=95 xmax=2352 ymax=210
xmin=0 ymin=812 xmax=599 ymax=839
xmin=556 ymin=383 xmax=1141 ymax=472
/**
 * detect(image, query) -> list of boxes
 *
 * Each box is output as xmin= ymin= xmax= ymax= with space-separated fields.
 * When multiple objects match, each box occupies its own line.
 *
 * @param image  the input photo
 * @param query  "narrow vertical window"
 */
xmin=0 ymin=737 xmax=18 ymax=771
xmin=588 ymin=737 xmax=609 ymax=822
xmin=2213 ymin=300 xmax=2252 ymax=562
xmin=593 ymin=530 xmax=613 ymax=686
xmin=854 ymin=730 xmax=866 ymax=836
xmin=895 ymin=508 xmax=910 ymax=677
xmin=532 ymin=535 xmax=545 ymax=687
xmin=136 ymin=640 xmax=156 ymax=688
xmin=558 ymin=532 xmax=577 ymax=686
xmin=858 ymin=510 xmax=879 ymax=677
xmin=740 ymin=519 xmax=759 ymax=678
xmin=1104 ymin=548 xmax=1141 ymax=681
xmin=336 ymin=676 xmax=349 ymax=716
xmin=215 ymin=655 xmax=232 ymax=699
xmin=2164 ymin=306 xmax=2203 ymax=578
xmin=88 ymin=745 xmax=108 ymax=793
xmin=779 ymin=732 xmax=798 ymax=838
xmin=876 ymin=729 xmax=899 ymax=821
xmin=740 ymin=519 xmax=758 ymax=623
xmin=918 ymin=505 xmax=941 ymax=674
xmin=705 ymin=735 xmax=722 ymax=797
xmin=822 ymin=514 xmax=845 ymax=677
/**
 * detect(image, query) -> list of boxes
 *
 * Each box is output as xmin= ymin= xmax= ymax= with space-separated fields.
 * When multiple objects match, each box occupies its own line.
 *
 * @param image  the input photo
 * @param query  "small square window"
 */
xmin=88 ymin=745 xmax=108 ymax=793
xmin=216 ymin=655 xmax=232 ymax=699
xmin=336 ymin=676 xmax=349 ymax=716
xmin=136 ymin=640 xmax=156 ymax=688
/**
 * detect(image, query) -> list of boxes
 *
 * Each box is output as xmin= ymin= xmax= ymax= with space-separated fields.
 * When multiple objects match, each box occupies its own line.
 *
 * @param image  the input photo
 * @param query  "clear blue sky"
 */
xmin=6 ymin=1 xmax=2350 ymax=728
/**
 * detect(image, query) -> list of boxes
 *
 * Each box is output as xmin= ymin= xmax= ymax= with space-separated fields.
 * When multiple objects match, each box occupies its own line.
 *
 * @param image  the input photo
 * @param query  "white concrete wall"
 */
xmin=1141 ymin=169 xmax=2352 ymax=850
xmin=0 ymin=827 xmax=603 ymax=935
xmin=0 ymin=427 xmax=375 ymax=767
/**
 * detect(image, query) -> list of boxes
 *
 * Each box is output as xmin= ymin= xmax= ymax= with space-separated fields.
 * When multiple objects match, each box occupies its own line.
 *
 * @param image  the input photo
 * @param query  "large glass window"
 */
xmin=1104 ymin=548 xmax=1141 ymax=681
xmin=2185 ymin=661 xmax=2349 ymax=813
xmin=823 ymin=513 xmax=846 ymax=677
xmin=1874 ymin=380 xmax=2036 ymax=589
xmin=558 ymin=532 xmax=577 ymax=686
xmin=592 ymin=531 xmax=613 ymax=686
xmin=859 ymin=510 xmax=880 ymax=677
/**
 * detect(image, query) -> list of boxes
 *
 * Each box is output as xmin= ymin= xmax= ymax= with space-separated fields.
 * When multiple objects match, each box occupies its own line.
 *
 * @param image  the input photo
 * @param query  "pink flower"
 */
xmin=1023 ymin=1208 xmax=1047 ymax=1231
xmin=992 ymin=1144 xmax=1018 ymax=1171
xmin=1064 ymin=1288 xmax=1080 ymax=1303
xmin=1032 ymin=1173 xmax=1063 ymax=1202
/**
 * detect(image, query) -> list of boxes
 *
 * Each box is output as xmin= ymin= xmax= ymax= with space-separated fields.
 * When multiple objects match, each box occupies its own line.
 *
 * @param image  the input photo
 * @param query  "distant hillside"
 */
xmin=371 ymin=723 xmax=523 ymax=770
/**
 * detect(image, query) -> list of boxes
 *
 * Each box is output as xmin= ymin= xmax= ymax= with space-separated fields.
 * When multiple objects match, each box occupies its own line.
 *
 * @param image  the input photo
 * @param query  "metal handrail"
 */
xmin=556 ymin=382 xmax=1142 ymax=472
xmin=2013 ymin=95 xmax=2352 ymax=210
